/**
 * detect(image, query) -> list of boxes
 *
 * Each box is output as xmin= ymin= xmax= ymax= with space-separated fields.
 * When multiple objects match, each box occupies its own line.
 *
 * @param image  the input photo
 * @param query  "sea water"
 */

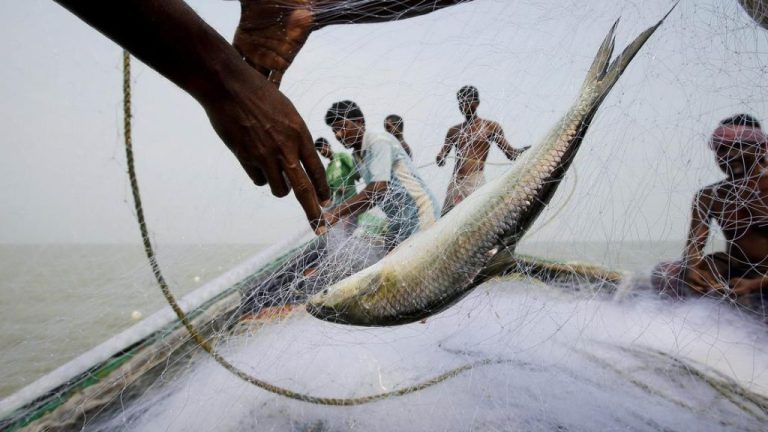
xmin=0 ymin=244 xmax=264 ymax=398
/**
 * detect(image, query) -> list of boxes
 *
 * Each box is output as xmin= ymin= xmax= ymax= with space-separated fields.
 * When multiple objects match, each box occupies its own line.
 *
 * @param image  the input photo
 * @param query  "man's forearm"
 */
xmin=314 ymin=0 xmax=473 ymax=27
xmin=501 ymin=146 xmax=521 ymax=160
xmin=328 ymin=184 xmax=385 ymax=221
xmin=54 ymin=0 xmax=249 ymax=103
xmin=437 ymin=142 xmax=452 ymax=161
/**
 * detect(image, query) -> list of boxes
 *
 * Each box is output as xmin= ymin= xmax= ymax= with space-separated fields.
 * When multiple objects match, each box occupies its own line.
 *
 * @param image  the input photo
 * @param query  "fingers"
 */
xmin=732 ymin=285 xmax=750 ymax=296
xmin=731 ymin=278 xmax=758 ymax=296
xmin=262 ymin=158 xmax=291 ymax=197
xmin=232 ymin=32 xmax=272 ymax=79
xmin=242 ymin=44 xmax=289 ymax=79
xmin=323 ymin=211 xmax=340 ymax=226
xmin=233 ymin=33 xmax=291 ymax=79
xmin=299 ymin=137 xmax=331 ymax=204
xmin=269 ymin=70 xmax=284 ymax=88
xmin=239 ymin=160 xmax=268 ymax=186
xmin=282 ymin=162 xmax=325 ymax=234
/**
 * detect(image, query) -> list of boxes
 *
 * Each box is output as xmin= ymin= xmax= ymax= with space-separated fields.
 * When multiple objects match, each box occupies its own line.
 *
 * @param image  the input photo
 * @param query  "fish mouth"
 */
xmin=305 ymin=299 xmax=350 ymax=324
xmin=307 ymin=297 xmax=386 ymax=326
xmin=306 ymin=300 xmax=418 ymax=327
xmin=306 ymin=269 xmax=386 ymax=324
xmin=306 ymin=284 xmax=364 ymax=324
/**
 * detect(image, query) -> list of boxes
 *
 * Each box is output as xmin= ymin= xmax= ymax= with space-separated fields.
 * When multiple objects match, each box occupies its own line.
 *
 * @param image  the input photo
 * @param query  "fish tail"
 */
xmin=494 ymin=4 xmax=677 ymax=252
xmin=585 ymin=2 xmax=678 ymax=98
xmin=581 ymin=19 xmax=619 ymax=87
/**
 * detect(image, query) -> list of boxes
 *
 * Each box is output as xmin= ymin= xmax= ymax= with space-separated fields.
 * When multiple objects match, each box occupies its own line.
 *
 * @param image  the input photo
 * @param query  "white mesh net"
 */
xmin=2 ymin=0 xmax=768 ymax=431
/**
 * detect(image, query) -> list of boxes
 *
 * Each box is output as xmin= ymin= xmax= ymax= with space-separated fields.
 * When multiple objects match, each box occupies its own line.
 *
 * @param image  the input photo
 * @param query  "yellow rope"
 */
xmin=121 ymin=50 xmax=503 ymax=406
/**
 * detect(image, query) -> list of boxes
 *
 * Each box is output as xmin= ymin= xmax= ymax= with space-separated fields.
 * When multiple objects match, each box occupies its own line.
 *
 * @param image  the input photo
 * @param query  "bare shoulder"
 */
xmin=484 ymin=119 xmax=504 ymax=133
xmin=445 ymin=125 xmax=461 ymax=139
xmin=695 ymin=181 xmax=726 ymax=211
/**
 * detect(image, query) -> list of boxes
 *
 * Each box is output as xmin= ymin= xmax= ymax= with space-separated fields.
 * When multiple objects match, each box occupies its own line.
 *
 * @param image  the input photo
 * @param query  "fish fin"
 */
xmin=496 ymin=4 xmax=677 ymax=254
xmin=595 ymin=2 xmax=678 ymax=97
xmin=581 ymin=18 xmax=618 ymax=88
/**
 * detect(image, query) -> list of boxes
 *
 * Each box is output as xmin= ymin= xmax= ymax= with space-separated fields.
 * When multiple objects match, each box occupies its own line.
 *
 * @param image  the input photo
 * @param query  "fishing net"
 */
xmin=2 ymin=0 xmax=768 ymax=431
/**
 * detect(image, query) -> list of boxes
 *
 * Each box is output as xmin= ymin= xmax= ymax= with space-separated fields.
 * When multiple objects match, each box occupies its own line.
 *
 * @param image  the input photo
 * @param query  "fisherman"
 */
xmin=436 ymin=86 xmax=528 ymax=215
xmin=323 ymin=100 xmax=439 ymax=249
xmin=384 ymin=114 xmax=414 ymax=158
xmin=54 ymin=0 xmax=475 ymax=234
xmin=653 ymin=114 xmax=768 ymax=316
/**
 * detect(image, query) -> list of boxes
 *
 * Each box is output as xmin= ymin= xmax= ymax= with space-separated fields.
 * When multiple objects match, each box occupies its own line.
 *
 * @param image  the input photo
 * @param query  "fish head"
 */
xmin=306 ymin=265 xmax=385 ymax=325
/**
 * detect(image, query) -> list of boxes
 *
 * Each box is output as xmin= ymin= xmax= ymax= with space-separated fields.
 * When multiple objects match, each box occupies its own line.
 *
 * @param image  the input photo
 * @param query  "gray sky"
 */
xmin=0 ymin=0 xmax=766 ymax=244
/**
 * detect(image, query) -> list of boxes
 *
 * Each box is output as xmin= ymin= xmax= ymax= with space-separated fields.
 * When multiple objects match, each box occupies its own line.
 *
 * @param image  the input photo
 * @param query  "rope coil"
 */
xmin=121 ymin=50 xmax=498 ymax=406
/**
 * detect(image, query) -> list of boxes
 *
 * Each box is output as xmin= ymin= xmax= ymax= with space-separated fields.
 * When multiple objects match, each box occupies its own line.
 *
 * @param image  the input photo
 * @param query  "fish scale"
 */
xmin=308 ymin=6 xmax=676 ymax=326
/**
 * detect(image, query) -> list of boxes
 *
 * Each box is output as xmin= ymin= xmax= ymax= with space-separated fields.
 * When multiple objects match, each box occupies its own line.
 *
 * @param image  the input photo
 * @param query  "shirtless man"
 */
xmin=53 ymin=0 xmax=475 ymax=233
xmin=436 ymin=85 xmax=527 ymax=215
xmin=653 ymin=114 xmax=768 ymax=314
xmin=384 ymin=114 xmax=413 ymax=158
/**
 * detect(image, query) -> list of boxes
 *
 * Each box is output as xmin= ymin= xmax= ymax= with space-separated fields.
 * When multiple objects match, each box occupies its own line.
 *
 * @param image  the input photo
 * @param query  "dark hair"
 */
xmin=720 ymin=113 xmax=761 ymax=129
xmin=385 ymin=114 xmax=404 ymax=133
xmin=457 ymin=85 xmax=480 ymax=103
xmin=325 ymin=100 xmax=365 ymax=126
xmin=314 ymin=137 xmax=329 ymax=150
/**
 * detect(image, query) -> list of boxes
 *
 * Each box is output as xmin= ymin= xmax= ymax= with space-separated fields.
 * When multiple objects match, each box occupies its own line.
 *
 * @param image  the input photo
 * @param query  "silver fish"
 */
xmin=738 ymin=0 xmax=768 ymax=30
xmin=307 ymin=7 xmax=675 ymax=326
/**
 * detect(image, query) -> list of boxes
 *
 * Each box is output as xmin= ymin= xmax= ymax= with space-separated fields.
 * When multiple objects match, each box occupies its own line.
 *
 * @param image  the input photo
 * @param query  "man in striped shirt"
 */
xmin=323 ymin=100 xmax=439 ymax=249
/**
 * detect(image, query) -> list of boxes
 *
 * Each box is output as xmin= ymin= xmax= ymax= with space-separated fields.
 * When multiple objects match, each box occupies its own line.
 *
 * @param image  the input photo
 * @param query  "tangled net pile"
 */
xmin=2 ymin=0 xmax=768 ymax=431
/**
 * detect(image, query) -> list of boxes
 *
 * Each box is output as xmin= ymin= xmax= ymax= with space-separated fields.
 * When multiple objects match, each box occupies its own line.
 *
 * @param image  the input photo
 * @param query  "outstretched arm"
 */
xmin=436 ymin=128 xmax=456 ymax=167
xmin=53 ymin=0 xmax=330 ymax=232
xmin=236 ymin=0 xmax=474 ymax=86
xmin=490 ymin=122 xmax=527 ymax=160
xmin=325 ymin=181 xmax=388 ymax=224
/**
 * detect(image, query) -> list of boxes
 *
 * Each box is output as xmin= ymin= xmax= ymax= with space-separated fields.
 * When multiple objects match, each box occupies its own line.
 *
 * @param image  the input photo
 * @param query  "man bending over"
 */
xmin=323 ymin=101 xmax=439 ymax=249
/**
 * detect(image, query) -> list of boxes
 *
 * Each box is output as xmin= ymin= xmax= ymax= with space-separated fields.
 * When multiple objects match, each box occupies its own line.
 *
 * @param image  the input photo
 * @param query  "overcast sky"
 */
xmin=1 ymin=0 xmax=766 ymax=245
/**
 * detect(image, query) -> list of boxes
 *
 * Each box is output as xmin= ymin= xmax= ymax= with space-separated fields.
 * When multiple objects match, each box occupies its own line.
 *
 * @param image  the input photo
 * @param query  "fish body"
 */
xmin=738 ymin=0 xmax=768 ymax=30
xmin=307 ymin=9 xmax=674 ymax=326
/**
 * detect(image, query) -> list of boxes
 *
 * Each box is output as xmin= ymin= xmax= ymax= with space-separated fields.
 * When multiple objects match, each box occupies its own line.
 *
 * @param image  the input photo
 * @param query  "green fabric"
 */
xmin=326 ymin=152 xmax=359 ymax=205
xmin=356 ymin=212 xmax=389 ymax=236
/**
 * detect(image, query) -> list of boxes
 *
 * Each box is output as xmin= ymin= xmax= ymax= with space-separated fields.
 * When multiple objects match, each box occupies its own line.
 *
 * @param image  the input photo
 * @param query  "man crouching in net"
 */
xmin=323 ymin=100 xmax=440 ymax=250
xmin=653 ymin=114 xmax=768 ymax=318
xmin=245 ymin=101 xmax=439 ymax=310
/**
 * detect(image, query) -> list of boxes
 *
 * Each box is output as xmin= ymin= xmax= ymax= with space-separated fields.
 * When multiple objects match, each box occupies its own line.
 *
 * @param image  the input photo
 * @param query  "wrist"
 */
xmin=188 ymin=50 xmax=268 ymax=106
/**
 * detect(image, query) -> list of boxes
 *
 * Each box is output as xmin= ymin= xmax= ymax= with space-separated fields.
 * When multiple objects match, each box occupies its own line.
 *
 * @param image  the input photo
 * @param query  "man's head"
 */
xmin=384 ymin=114 xmax=404 ymax=137
xmin=720 ymin=113 xmax=762 ymax=129
xmin=457 ymin=85 xmax=480 ymax=118
xmin=314 ymin=137 xmax=333 ymax=160
xmin=710 ymin=114 xmax=767 ymax=179
xmin=325 ymin=100 xmax=366 ymax=148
